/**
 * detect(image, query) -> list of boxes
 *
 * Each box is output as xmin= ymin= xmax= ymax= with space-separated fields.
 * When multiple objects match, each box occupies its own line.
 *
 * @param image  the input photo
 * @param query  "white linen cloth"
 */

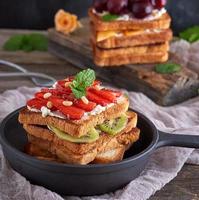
xmin=0 ymin=86 xmax=198 ymax=200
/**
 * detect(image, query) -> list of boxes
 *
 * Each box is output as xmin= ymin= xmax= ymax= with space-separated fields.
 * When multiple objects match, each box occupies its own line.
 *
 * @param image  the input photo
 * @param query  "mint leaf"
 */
xmin=70 ymin=69 xmax=96 ymax=99
xmin=179 ymin=26 xmax=199 ymax=43
xmin=3 ymin=35 xmax=24 ymax=51
xmin=3 ymin=33 xmax=48 ymax=52
xmin=28 ymin=33 xmax=48 ymax=51
xmin=102 ymin=13 xmax=119 ymax=22
xmin=76 ymin=68 xmax=95 ymax=88
xmin=71 ymin=87 xmax=86 ymax=99
xmin=155 ymin=63 xmax=181 ymax=74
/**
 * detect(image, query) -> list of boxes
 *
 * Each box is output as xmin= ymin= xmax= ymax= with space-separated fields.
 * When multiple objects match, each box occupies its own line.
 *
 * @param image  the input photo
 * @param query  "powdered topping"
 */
xmin=26 ymin=69 xmax=123 ymax=120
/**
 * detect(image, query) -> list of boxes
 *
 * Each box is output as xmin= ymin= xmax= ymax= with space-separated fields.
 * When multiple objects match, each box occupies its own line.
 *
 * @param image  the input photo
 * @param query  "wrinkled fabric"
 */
xmin=170 ymin=39 xmax=199 ymax=74
xmin=0 ymin=87 xmax=198 ymax=200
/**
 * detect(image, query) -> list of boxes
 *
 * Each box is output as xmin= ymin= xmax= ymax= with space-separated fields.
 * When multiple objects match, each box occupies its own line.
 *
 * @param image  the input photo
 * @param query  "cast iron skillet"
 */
xmin=0 ymin=107 xmax=199 ymax=196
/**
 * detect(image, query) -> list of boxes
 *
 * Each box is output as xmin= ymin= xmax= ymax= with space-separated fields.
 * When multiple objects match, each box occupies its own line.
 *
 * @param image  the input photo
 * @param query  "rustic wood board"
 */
xmin=48 ymin=19 xmax=199 ymax=106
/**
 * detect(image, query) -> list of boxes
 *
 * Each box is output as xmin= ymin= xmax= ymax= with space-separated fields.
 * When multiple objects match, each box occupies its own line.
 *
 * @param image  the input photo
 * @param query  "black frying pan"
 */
xmin=0 ymin=107 xmax=199 ymax=196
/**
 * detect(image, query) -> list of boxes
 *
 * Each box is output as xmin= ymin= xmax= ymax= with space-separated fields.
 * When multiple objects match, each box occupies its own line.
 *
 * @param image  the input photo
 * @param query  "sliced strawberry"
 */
xmin=58 ymin=105 xmax=85 ymax=120
xmin=86 ymin=91 xmax=110 ymax=106
xmin=50 ymin=98 xmax=64 ymax=107
xmin=50 ymin=97 xmax=85 ymax=120
xmin=41 ymin=88 xmax=61 ymax=96
xmin=27 ymin=98 xmax=47 ymax=110
xmin=93 ymin=80 xmax=101 ymax=86
xmin=89 ymin=88 xmax=118 ymax=103
xmin=104 ymin=89 xmax=122 ymax=97
xmin=35 ymin=92 xmax=45 ymax=99
xmin=74 ymin=100 xmax=96 ymax=112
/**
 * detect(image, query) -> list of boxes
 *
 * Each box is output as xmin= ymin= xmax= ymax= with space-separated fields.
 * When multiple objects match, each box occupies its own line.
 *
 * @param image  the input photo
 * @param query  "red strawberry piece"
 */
xmin=50 ymin=97 xmax=85 ymax=120
xmin=58 ymin=105 xmax=85 ymax=120
xmin=86 ymin=91 xmax=110 ymax=106
xmin=35 ymin=92 xmax=45 ymax=99
xmin=56 ymin=81 xmax=72 ymax=93
xmin=74 ymin=100 xmax=96 ymax=112
xmin=41 ymin=88 xmax=60 ymax=96
xmin=93 ymin=80 xmax=101 ymax=86
xmin=103 ymin=89 xmax=122 ymax=97
xmin=27 ymin=98 xmax=47 ymax=110
xmin=89 ymin=88 xmax=118 ymax=103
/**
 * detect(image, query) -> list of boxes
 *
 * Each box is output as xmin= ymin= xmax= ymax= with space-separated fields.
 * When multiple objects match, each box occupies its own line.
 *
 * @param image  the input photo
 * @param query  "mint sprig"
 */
xmin=70 ymin=69 xmax=96 ymax=99
xmin=155 ymin=63 xmax=181 ymax=74
xmin=102 ymin=13 xmax=119 ymax=22
xmin=3 ymin=33 xmax=48 ymax=52
xmin=179 ymin=26 xmax=199 ymax=43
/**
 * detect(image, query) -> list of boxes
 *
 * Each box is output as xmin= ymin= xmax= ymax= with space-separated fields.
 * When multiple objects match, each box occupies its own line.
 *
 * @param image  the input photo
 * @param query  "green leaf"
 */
xmin=71 ymin=87 xmax=86 ymax=99
xmin=70 ymin=69 xmax=96 ymax=99
xmin=28 ymin=33 xmax=48 ymax=51
xmin=102 ymin=13 xmax=119 ymax=22
xmin=3 ymin=35 xmax=24 ymax=51
xmin=3 ymin=33 xmax=48 ymax=52
xmin=179 ymin=26 xmax=199 ymax=43
xmin=155 ymin=63 xmax=181 ymax=74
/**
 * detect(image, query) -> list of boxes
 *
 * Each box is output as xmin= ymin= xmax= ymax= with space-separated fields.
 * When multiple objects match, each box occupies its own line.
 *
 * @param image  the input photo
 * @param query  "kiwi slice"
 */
xmin=99 ymin=114 xmax=128 ymax=135
xmin=48 ymin=125 xmax=99 ymax=143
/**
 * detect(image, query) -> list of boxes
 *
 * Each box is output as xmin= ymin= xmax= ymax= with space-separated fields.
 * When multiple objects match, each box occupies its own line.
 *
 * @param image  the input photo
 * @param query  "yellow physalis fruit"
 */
xmin=54 ymin=9 xmax=82 ymax=35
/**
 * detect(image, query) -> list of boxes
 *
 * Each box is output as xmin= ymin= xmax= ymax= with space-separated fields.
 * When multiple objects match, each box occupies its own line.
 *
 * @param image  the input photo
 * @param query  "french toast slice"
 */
xmin=92 ymin=146 xmax=126 ymax=164
xmin=88 ymin=8 xmax=171 ymax=31
xmin=26 ymin=143 xmax=128 ymax=164
xmin=19 ymin=95 xmax=129 ymax=138
xmin=92 ymin=28 xmax=173 ymax=49
xmin=93 ymin=41 xmax=169 ymax=59
xmin=93 ymin=51 xmax=168 ymax=67
xmin=23 ymin=111 xmax=138 ymax=155
xmin=25 ymin=126 xmax=140 ymax=165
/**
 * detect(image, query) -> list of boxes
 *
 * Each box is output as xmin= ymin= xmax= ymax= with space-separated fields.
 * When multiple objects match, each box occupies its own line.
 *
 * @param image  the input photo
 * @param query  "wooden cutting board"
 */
xmin=48 ymin=18 xmax=199 ymax=106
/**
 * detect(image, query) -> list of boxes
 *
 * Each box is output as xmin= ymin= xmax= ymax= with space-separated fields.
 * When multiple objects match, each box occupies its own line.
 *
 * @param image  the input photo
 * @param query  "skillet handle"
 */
xmin=157 ymin=131 xmax=199 ymax=149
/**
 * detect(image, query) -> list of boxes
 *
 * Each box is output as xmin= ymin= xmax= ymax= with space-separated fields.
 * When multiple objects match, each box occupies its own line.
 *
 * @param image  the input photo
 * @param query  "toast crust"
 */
xmin=93 ymin=41 xmax=169 ymax=58
xmin=94 ymin=52 xmax=168 ymax=67
xmin=19 ymin=96 xmax=129 ymax=137
xmin=88 ymin=8 xmax=171 ymax=31
xmin=93 ymin=28 xmax=173 ymax=49
xmin=23 ymin=111 xmax=138 ymax=155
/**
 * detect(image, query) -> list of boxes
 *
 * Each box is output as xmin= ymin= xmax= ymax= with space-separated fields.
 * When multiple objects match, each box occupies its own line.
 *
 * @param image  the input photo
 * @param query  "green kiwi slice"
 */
xmin=99 ymin=114 xmax=128 ymax=135
xmin=48 ymin=125 xmax=99 ymax=143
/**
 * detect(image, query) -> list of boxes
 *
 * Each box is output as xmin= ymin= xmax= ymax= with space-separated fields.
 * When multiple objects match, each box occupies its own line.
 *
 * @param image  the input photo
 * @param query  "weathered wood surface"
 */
xmin=0 ymin=29 xmax=199 ymax=200
xmin=48 ymin=18 xmax=199 ymax=106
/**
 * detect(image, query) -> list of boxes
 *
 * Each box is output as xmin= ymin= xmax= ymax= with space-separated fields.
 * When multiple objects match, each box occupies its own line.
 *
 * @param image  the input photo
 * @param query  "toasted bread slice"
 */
xmin=93 ymin=41 xmax=169 ymax=58
xmin=93 ymin=51 xmax=168 ymax=67
xmin=92 ymin=146 xmax=126 ymax=164
xmin=26 ymin=143 xmax=127 ymax=164
xmin=26 ymin=126 xmax=140 ymax=164
xmin=88 ymin=8 xmax=171 ymax=31
xmin=23 ymin=111 xmax=138 ymax=155
xmin=19 ymin=95 xmax=129 ymax=137
xmin=92 ymin=28 xmax=173 ymax=49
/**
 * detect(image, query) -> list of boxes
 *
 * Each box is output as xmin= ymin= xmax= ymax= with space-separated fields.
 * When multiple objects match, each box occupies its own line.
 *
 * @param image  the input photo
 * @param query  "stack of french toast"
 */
xmin=89 ymin=0 xmax=173 ymax=67
xmin=19 ymin=69 xmax=140 ymax=164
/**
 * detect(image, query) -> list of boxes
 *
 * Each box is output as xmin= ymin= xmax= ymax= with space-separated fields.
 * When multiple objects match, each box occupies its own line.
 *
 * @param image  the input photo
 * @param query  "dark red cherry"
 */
xmin=93 ymin=0 xmax=108 ymax=12
xmin=128 ymin=0 xmax=136 ymax=9
xmin=107 ymin=0 xmax=128 ymax=15
xmin=151 ymin=0 xmax=167 ymax=9
xmin=131 ymin=0 xmax=153 ymax=19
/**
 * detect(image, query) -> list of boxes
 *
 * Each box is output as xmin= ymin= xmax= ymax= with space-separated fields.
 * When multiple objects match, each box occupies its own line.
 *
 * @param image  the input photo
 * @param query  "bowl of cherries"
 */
xmin=93 ymin=0 xmax=167 ymax=19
